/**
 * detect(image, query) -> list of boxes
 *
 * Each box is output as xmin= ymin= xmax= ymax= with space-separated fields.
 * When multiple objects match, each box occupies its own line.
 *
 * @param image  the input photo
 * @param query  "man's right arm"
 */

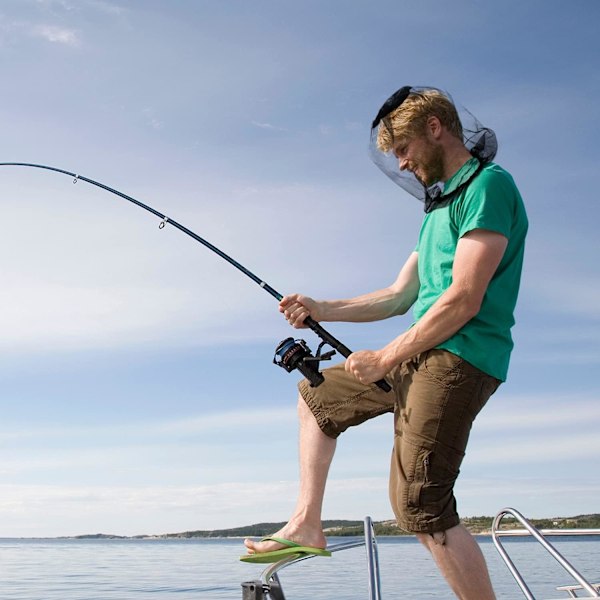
xmin=280 ymin=251 xmax=420 ymax=328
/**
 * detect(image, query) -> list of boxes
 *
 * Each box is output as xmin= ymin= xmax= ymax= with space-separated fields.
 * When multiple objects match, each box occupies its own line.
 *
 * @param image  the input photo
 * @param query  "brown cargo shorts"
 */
xmin=298 ymin=349 xmax=500 ymax=534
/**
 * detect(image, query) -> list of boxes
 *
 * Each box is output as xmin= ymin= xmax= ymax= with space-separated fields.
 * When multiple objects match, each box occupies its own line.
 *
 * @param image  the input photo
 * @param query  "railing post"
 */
xmin=241 ymin=580 xmax=266 ymax=600
xmin=492 ymin=507 xmax=600 ymax=599
xmin=364 ymin=516 xmax=382 ymax=600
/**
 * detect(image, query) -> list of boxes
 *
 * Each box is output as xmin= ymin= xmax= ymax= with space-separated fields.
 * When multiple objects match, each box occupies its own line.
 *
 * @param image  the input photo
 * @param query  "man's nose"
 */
xmin=399 ymin=158 xmax=409 ymax=171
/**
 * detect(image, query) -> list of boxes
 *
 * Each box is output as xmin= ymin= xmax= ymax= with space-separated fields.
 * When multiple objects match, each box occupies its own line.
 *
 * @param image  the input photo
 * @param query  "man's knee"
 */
xmin=390 ymin=486 xmax=460 ymax=535
xmin=389 ymin=433 xmax=463 ymax=535
xmin=296 ymin=362 xmax=395 ymax=438
xmin=297 ymin=391 xmax=338 ymax=441
xmin=416 ymin=530 xmax=447 ymax=549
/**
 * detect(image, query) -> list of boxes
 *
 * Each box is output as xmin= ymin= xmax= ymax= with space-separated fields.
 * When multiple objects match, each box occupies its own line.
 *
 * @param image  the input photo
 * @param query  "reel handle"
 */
xmin=303 ymin=316 xmax=392 ymax=393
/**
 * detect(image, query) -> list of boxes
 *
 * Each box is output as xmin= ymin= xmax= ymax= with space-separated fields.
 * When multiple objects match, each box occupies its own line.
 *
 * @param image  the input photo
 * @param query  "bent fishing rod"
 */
xmin=0 ymin=162 xmax=391 ymax=392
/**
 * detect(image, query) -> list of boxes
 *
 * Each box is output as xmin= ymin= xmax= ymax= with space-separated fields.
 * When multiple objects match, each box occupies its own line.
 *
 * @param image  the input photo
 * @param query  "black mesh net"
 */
xmin=369 ymin=86 xmax=497 ymax=210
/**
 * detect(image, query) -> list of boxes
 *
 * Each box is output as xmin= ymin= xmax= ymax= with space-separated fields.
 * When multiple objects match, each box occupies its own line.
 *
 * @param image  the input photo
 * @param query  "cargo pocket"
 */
xmin=407 ymin=446 xmax=431 ymax=509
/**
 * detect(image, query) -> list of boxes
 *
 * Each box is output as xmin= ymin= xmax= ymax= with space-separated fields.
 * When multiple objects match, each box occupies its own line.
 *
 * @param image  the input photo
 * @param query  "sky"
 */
xmin=0 ymin=0 xmax=598 ymax=538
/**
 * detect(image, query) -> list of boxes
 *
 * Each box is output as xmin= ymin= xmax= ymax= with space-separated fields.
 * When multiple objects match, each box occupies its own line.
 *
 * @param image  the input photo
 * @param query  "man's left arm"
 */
xmin=345 ymin=229 xmax=508 ymax=384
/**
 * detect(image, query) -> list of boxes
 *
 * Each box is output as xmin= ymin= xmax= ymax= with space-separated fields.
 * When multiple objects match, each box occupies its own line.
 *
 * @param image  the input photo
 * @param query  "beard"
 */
xmin=413 ymin=140 xmax=445 ymax=187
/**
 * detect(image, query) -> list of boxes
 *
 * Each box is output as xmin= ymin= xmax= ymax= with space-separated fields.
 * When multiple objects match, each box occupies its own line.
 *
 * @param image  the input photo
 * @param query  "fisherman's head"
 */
xmin=376 ymin=90 xmax=463 ymax=186
xmin=377 ymin=88 xmax=462 ymax=148
xmin=369 ymin=86 xmax=497 ymax=206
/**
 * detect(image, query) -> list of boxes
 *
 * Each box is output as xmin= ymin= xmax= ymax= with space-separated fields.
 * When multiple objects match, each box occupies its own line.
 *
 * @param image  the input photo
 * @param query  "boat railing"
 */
xmin=492 ymin=507 xmax=600 ymax=599
xmin=241 ymin=516 xmax=382 ymax=600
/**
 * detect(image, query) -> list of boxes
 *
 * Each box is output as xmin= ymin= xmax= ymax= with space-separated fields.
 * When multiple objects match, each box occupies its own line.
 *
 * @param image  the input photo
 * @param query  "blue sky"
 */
xmin=0 ymin=0 xmax=598 ymax=537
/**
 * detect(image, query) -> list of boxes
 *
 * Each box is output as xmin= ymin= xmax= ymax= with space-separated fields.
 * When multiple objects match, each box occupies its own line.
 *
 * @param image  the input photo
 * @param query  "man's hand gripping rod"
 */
xmin=0 ymin=162 xmax=391 ymax=393
xmin=270 ymin=293 xmax=391 ymax=392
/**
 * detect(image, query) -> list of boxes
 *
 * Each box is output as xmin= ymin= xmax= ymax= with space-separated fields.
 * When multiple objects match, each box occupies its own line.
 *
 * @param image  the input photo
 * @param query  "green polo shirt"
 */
xmin=413 ymin=158 xmax=528 ymax=381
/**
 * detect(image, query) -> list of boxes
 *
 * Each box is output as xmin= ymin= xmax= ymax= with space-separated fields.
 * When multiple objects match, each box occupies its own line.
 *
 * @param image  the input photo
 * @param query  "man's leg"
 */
xmin=389 ymin=350 xmax=501 ymax=598
xmin=417 ymin=525 xmax=495 ymax=600
xmin=244 ymin=362 xmax=395 ymax=555
xmin=244 ymin=394 xmax=336 ymax=553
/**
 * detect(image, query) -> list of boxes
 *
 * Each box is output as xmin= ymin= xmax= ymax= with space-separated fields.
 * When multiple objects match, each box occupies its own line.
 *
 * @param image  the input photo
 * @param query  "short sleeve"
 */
xmin=453 ymin=166 xmax=518 ymax=239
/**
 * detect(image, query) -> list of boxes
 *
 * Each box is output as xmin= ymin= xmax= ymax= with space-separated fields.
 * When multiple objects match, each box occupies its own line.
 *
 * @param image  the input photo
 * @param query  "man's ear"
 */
xmin=426 ymin=115 xmax=443 ymax=139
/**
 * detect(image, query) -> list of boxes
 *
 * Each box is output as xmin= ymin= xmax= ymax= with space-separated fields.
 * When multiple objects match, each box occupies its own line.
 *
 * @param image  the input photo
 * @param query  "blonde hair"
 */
xmin=377 ymin=89 xmax=463 ymax=152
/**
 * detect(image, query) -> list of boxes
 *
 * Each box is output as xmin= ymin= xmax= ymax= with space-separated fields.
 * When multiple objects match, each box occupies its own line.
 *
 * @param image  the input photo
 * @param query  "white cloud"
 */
xmin=2 ymin=470 xmax=598 ymax=537
xmin=464 ymin=394 xmax=600 ymax=465
xmin=32 ymin=24 xmax=79 ymax=45
xmin=142 ymin=107 xmax=164 ymax=130
xmin=251 ymin=120 xmax=287 ymax=132
xmin=33 ymin=0 xmax=124 ymax=17
xmin=87 ymin=0 xmax=127 ymax=17
xmin=0 ymin=281 xmax=194 ymax=351
xmin=33 ymin=0 xmax=77 ymax=11
xmin=475 ymin=396 xmax=600 ymax=432
xmin=456 ymin=475 xmax=600 ymax=521
xmin=522 ymin=267 xmax=600 ymax=321
xmin=0 ymin=478 xmax=393 ymax=537
xmin=0 ymin=407 xmax=297 ymax=443
xmin=0 ymin=407 xmax=300 ymax=488
xmin=0 ymin=16 xmax=78 ymax=47
xmin=0 ymin=481 xmax=301 ymax=536
xmin=468 ymin=432 xmax=600 ymax=466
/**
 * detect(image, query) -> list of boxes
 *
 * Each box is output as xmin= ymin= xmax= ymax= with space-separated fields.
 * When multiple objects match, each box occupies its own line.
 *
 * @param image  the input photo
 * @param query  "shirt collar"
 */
xmin=442 ymin=157 xmax=480 ymax=197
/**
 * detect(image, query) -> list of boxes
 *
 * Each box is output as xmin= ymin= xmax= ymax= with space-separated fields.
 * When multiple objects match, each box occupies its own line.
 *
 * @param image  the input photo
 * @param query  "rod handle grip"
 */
xmin=303 ymin=316 xmax=391 ymax=393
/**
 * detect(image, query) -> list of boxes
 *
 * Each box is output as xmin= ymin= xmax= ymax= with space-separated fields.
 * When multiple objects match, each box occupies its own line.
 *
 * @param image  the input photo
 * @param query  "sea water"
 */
xmin=0 ymin=536 xmax=598 ymax=599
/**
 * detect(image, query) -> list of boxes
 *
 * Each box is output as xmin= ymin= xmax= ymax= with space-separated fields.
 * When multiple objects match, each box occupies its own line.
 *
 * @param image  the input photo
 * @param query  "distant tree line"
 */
xmin=154 ymin=514 xmax=600 ymax=539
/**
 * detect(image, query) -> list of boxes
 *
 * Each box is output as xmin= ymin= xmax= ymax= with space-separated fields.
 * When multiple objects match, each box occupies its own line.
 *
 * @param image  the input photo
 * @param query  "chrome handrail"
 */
xmin=364 ymin=516 xmax=382 ymax=600
xmin=492 ymin=507 xmax=600 ymax=599
xmin=556 ymin=582 xmax=600 ymax=599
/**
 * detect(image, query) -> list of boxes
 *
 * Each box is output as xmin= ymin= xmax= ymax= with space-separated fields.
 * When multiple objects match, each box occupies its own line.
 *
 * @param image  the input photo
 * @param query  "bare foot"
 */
xmin=243 ymin=518 xmax=327 ymax=555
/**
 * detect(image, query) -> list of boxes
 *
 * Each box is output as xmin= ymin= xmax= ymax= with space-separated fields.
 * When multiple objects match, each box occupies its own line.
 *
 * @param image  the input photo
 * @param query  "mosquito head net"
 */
xmin=369 ymin=86 xmax=497 ymax=211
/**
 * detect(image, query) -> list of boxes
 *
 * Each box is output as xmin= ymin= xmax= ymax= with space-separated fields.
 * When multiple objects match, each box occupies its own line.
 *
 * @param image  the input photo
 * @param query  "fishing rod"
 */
xmin=0 ymin=162 xmax=391 ymax=392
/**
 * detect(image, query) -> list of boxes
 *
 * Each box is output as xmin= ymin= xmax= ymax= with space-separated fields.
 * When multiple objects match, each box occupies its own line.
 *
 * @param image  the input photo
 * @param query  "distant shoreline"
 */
xmin=3 ymin=514 xmax=599 ymax=541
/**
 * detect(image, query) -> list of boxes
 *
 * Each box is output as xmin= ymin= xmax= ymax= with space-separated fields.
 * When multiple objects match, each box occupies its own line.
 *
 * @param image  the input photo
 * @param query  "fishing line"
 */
xmin=0 ymin=162 xmax=390 ymax=392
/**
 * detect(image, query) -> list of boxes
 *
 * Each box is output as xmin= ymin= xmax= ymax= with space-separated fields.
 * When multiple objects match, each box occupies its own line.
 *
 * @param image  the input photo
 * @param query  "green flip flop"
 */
xmin=239 ymin=536 xmax=332 ymax=564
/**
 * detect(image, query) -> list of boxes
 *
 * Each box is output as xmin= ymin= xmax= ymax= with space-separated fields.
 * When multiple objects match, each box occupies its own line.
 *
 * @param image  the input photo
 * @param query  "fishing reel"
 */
xmin=273 ymin=337 xmax=336 ymax=387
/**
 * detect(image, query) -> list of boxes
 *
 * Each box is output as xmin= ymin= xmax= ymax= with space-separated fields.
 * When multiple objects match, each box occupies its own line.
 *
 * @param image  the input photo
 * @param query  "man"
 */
xmin=242 ymin=86 xmax=528 ymax=600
